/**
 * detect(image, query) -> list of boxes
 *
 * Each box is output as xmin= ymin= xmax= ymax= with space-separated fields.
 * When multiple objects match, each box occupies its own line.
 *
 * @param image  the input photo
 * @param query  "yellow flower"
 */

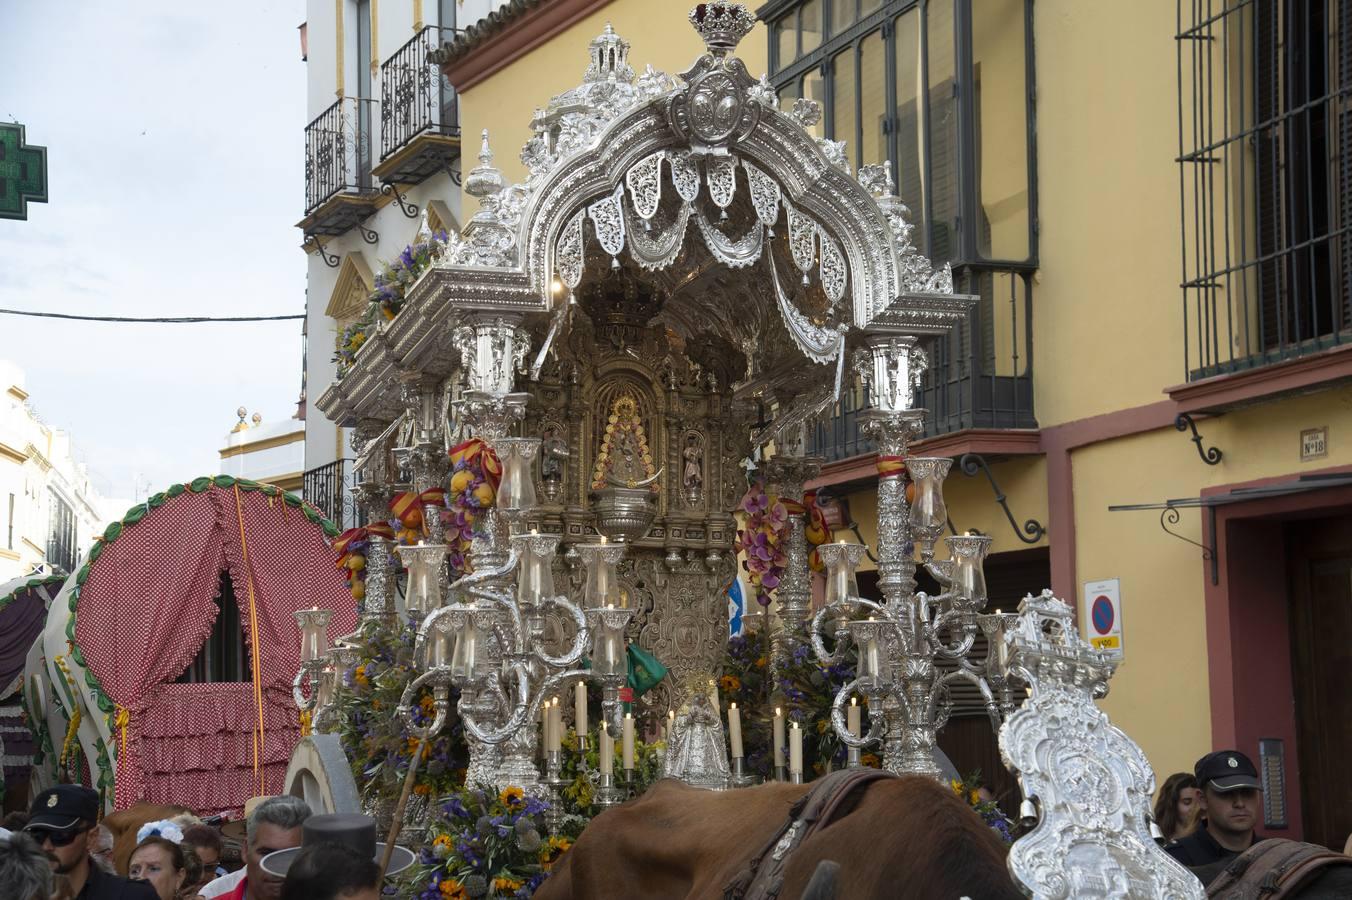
xmin=493 ymin=877 xmax=524 ymax=892
xmin=414 ymin=783 xmax=432 ymax=796
xmin=420 ymin=694 xmax=436 ymax=714
xmin=354 ymin=665 xmax=369 ymax=688
xmin=499 ymin=786 xmax=525 ymax=809
xmin=969 ymin=789 xmax=981 ymax=806
xmin=816 ymin=719 xmax=828 ymax=734
xmin=949 ymin=779 xmax=963 ymax=796
xmin=718 ymin=675 xmax=741 ymax=693
xmin=754 ymin=657 xmax=767 ymax=669
xmin=439 ymin=879 xmax=467 ymax=899
xmin=433 ymin=835 xmax=452 ymax=849
xmin=861 ymin=753 xmax=881 ymax=769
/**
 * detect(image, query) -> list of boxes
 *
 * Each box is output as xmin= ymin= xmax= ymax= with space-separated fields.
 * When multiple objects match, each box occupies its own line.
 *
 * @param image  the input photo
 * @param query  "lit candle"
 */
xmin=773 ymin=707 xmax=786 ymax=768
xmin=547 ymin=699 xmax=561 ymax=754
xmin=789 ymin=721 xmax=803 ymax=775
xmin=728 ymin=702 xmax=743 ymax=759
xmin=575 ymin=682 xmax=587 ymax=743
xmin=667 ymin=709 xmax=675 ymax=744
xmin=600 ymin=722 xmax=613 ymax=775
xmin=622 ymin=713 xmax=635 ymax=770
xmin=864 ymin=617 xmax=881 ymax=679
xmin=847 ymin=696 xmax=861 ymax=767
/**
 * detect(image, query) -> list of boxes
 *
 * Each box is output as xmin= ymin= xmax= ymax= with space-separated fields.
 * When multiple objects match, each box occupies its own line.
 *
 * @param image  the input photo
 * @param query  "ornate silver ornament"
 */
xmin=706 ymin=156 xmax=738 ymax=211
xmin=587 ymin=185 xmax=627 ymax=266
xmin=791 ymin=97 xmax=822 ymax=129
xmin=1001 ymin=592 xmax=1204 ymax=900
xmin=668 ymin=150 xmax=702 ymax=202
xmin=668 ymin=5 xmax=763 ymax=154
xmin=742 ymin=160 xmax=781 ymax=232
xmin=626 ymin=151 xmax=664 ymax=221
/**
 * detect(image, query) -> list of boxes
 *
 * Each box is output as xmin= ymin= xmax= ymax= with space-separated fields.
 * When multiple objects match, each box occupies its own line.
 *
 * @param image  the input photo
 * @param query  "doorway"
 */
xmin=1286 ymin=514 xmax=1352 ymax=850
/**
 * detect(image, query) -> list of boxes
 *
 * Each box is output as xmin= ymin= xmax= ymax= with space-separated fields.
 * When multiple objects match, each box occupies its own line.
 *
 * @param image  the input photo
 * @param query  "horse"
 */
xmin=102 ymin=803 xmax=191 ymax=875
xmin=534 ymin=775 xmax=1021 ymax=900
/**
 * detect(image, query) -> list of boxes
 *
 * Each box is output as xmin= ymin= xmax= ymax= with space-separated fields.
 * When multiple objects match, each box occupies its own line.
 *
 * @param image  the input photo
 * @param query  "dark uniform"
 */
xmin=24 ymin=785 xmax=158 ymax=900
xmin=1164 ymin=824 xmax=1259 ymax=867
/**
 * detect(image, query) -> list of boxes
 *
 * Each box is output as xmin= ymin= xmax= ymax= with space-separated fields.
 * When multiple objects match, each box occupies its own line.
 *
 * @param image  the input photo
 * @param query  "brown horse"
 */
xmin=102 ymin=803 xmax=190 ymax=875
xmin=535 ymin=776 xmax=1021 ymax=900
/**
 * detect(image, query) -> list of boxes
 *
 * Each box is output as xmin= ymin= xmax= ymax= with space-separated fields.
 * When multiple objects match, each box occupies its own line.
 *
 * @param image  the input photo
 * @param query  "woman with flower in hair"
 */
xmin=128 ymin=836 xmax=193 ymax=900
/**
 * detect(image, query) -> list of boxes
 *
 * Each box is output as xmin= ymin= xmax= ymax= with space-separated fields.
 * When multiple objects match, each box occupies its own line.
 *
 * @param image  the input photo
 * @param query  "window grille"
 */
xmin=1177 ymin=0 xmax=1352 ymax=379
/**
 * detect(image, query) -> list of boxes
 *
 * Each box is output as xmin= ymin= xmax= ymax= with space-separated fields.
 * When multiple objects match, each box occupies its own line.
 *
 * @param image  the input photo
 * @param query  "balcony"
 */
xmin=808 ymin=266 xmax=1037 ymax=465
xmin=372 ymin=26 xmax=463 ymax=186
xmin=302 ymin=459 xmax=365 ymax=532
xmin=299 ymin=97 xmax=380 ymax=237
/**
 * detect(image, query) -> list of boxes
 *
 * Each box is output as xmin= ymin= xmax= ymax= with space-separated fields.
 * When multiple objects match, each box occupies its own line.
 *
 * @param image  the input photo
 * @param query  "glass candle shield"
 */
xmin=426 ymin=626 xmax=453 ymax=669
xmin=294 ymin=608 xmax=332 ymax=663
xmin=397 ymin=544 xmax=447 ymax=616
xmin=906 ymin=458 xmax=951 ymax=536
xmin=579 ymin=544 xmax=625 ymax=608
xmin=450 ymin=619 xmax=481 ymax=681
xmin=945 ymin=534 xmax=993 ymax=608
xmin=515 ymin=535 xmax=558 ymax=606
xmin=494 ymin=438 xmax=540 ymax=513
xmin=589 ymin=615 xmax=625 ymax=676
xmin=820 ymin=542 xmax=865 ymax=608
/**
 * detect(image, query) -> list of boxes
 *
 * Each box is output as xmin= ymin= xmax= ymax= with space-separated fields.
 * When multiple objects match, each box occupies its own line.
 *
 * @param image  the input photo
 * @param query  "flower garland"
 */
xmin=446 ymin=439 xmax=501 ymax=578
xmin=734 ymin=483 xmax=830 ymax=608
xmin=949 ymin=771 xmax=1015 ymax=843
xmin=719 ymin=633 xmax=863 ymax=780
xmin=415 ymin=786 xmax=578 ymax=900
xmin=735 ymin=482 xmax=788 ymax=608
xmin=375 ymin=229 xmax=450 ymax=320
xmin=332 ymin=523 xmax=395 ymax=605
xmin=329 ymin=619 xmax=468 ymax=808
xmin=334 ymin=229 xmax=450 ymax=379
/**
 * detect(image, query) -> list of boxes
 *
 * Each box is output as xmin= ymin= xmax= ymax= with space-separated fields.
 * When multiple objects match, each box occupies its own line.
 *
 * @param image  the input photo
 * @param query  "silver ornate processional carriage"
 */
xmin=306 ymin=4 xmax=1203 ymax=895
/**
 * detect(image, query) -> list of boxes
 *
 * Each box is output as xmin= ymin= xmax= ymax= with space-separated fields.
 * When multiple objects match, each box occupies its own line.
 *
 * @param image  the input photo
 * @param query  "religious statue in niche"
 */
xmin=592 ymin=394 xmax=660 ymax=491
xmin=662 ymin=674 xmax=730 ymax=789
xmin=590 ymin=393 xmax=662 ymax=542
xmin=682 ymin=433 xmax=703 ymax=504
xmin=539 ymin=422 xmax=569 ymax=503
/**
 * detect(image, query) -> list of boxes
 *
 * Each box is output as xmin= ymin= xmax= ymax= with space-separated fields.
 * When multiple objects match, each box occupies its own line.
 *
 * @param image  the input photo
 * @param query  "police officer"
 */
xmin=23 ymin=785 xmax=156 ymax=900
xmin=1165 ymin=750 xmax=1263 ymax=867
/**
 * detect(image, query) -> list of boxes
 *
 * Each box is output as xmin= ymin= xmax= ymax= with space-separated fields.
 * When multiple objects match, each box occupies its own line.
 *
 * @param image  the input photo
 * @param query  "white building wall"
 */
xmin=0 ymin=363 xmax=113 ymax=581
xmin=220 ymin=418 xmax=306 ymax=485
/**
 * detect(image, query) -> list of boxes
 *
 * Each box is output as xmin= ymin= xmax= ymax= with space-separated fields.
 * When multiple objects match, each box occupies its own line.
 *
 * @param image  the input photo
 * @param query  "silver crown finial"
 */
xmin=464 ymin=129 xmax=505 ymax=200
xmin=689 ymin=2 xmax=756 ymax=57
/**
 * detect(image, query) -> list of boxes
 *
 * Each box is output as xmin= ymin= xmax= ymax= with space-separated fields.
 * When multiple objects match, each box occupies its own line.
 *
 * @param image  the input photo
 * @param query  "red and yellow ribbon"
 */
xmin=449 ymin=438 xmax=502 ymax=491
xmin=877 ymin=455 xmax=907 ymax=479
xmin=233 ymin=487 xmax=267 ymax=797
xmin=332 ymin=523 xmax=394 ymax=568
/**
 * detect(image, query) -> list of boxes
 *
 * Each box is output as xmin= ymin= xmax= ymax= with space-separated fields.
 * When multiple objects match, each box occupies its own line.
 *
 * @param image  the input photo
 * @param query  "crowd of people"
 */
xmin=0 ymin=788 xmax=407 ymax=900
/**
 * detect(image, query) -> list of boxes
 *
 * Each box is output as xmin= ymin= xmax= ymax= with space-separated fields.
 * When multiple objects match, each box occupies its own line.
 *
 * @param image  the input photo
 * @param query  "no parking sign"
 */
xmin=1081 ymin=578 xmax=1124 ymax=660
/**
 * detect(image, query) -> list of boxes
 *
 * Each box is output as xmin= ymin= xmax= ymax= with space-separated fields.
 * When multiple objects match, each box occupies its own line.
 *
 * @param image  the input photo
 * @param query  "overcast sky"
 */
xmin=0 ymin=3 xmax=306 ymax=506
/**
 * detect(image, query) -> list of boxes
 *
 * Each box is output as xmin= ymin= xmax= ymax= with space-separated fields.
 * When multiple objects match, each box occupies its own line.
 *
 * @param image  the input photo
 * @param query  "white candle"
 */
xmin=547 ymin=699 xmax=561 ymax=754
xmin=773 ymin=707 xmax=786 ymax=767
xmin=789 ymin=722 xmax=803 ymax=775
xmin=600 ymin=722 xmax=613 ymax=775
xmin=847 ymin=697 xmax=861 ymax=767
xmin=666 ymin=709 xmax=675 ymax=744
xmin=728 ymin=703 xmax=744 ymax=759
xmin=622 ymin=713 xmax=635 ymax=770
xmin=575 ymin=682 xmax=587 ymax=742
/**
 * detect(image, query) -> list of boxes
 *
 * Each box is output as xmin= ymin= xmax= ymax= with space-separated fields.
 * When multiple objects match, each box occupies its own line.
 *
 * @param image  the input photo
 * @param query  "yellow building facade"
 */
xmin=409 ymin=0 xmax=1352 ymax=846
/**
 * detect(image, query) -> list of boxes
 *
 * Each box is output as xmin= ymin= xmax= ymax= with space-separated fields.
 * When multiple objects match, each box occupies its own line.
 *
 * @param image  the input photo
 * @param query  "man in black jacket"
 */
xmin=24 ymin=786 xmax=157 ymax=900
xmin=1165 ymin=750 xmax=1263 ymax=867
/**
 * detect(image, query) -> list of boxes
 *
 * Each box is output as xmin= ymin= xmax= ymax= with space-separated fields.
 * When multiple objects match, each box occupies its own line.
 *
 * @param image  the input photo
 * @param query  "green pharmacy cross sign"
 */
xmin=0 ymin=123 xmax=48 ymax=221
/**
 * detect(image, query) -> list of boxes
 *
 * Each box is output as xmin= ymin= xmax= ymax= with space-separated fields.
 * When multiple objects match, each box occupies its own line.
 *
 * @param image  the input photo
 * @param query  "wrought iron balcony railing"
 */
xmin=304 ymin=96 xmax=379 ymax=218
xmin=378 ymin=25 xmax=462 ymax=183
xmin=807 ymin=266 xmax=1036 ymax=464
xmin=302 ymin=459 xmax=365 ymax=532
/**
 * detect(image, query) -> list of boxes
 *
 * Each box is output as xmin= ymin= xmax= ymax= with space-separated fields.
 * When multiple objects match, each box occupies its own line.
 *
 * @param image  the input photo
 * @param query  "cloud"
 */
xmin=0 ymin=2 xmax=307 ymax=504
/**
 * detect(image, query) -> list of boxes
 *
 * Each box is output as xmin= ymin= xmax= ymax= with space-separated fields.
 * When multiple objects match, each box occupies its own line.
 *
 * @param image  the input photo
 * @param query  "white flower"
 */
xmin=135 ymin=820 xmax=184 ymax=845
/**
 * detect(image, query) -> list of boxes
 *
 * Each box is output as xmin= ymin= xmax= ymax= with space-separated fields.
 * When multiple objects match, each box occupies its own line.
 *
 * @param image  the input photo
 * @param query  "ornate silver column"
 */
xmin=762 ymin=454 xmax=821 ymax=673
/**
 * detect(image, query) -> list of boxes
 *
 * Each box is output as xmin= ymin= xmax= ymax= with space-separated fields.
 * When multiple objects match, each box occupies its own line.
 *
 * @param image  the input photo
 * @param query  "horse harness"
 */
xmin=1204 ymin=840 xmax=1352 ymax=899
xmin=724 ymin=768 xmax=896 ymax=900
